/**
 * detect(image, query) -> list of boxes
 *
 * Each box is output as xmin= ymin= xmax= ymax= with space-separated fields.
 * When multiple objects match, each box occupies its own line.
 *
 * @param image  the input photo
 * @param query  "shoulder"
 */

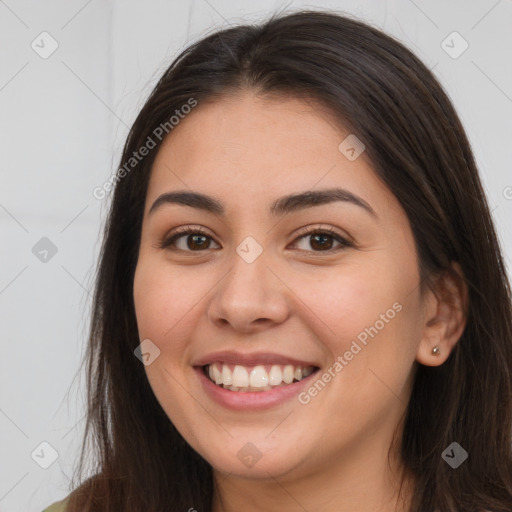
xmin=41 ymin=495 xmax=71 ymax=512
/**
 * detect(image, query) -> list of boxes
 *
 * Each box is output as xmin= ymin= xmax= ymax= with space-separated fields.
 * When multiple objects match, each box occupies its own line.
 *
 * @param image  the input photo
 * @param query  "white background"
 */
xmin=0 ymin=1 xmax=511 ymax=510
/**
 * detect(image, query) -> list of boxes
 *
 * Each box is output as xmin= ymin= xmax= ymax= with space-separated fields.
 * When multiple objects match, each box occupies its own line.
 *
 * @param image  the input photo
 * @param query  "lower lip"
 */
xmin=194 ymin=366 xmax=319 ymax=411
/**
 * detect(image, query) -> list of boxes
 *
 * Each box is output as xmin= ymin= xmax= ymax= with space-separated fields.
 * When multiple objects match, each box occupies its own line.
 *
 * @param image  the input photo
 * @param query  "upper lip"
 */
xmin=192 ymin=350 xmax=319 ymax=368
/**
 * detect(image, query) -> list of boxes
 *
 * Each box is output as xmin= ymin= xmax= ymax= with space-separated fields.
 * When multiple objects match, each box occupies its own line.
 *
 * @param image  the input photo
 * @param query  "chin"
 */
xmin=193 ymin=435 xmax=307 ymax=480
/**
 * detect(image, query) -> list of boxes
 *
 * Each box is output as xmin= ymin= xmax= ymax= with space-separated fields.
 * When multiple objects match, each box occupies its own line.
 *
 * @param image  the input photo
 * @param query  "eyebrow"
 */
xmin=148 ymin=188 xmax=377 ymax=219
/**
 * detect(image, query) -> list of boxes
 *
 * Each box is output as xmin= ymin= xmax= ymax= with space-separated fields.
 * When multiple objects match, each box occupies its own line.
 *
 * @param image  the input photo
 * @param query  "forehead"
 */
xmin=146 ymin=92 xmax=401 ymax=221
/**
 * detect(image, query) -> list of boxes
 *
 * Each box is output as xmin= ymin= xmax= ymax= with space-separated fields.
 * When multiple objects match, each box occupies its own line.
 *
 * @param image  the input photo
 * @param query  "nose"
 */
xmin=206 ymin=249 xmax=290 ymax=334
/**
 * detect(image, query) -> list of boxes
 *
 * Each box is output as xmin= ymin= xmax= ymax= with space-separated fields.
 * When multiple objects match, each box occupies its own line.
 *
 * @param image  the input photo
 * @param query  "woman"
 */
xmin=44 ymin=9 xmax=512 ymax=512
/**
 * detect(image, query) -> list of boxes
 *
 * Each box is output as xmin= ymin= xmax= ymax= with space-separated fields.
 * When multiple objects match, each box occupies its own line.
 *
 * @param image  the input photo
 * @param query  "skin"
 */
xmin=133 ymin=91 xmax=467 ymax=512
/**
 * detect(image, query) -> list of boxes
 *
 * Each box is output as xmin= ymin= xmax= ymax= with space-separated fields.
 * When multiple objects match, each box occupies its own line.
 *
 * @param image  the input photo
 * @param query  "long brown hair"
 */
xmin=66 ymin=9 xmax=512 ymax=512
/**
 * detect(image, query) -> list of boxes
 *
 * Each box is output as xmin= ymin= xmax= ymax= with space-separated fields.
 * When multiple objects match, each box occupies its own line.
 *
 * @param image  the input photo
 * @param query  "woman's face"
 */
xmin=133 ymin=92 xmax=432 ymax=481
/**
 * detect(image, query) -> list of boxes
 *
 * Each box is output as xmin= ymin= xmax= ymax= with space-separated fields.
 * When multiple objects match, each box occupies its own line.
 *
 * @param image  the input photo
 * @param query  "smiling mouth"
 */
xmin=202 ymin=363 xmax=319 ymax=392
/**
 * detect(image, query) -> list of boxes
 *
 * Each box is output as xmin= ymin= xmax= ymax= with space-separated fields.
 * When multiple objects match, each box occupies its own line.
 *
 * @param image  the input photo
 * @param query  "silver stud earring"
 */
xmin=432 ymin=346 xmax=440 ymax=356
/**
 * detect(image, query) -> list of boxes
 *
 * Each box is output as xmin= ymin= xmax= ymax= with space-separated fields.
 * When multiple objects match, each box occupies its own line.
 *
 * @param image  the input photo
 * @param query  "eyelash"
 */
xmin=159 ymin=225 xmax=354 ymax=254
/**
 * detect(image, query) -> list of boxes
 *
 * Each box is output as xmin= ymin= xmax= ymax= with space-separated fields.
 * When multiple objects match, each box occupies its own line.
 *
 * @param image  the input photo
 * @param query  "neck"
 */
xmin=211 ymin=436 xmax=416 ymax=512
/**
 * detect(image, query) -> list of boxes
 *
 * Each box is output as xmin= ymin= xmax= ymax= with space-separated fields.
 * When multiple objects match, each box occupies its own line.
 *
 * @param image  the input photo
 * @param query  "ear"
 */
xmin=416 ymin=262 xmax=468 ymax=367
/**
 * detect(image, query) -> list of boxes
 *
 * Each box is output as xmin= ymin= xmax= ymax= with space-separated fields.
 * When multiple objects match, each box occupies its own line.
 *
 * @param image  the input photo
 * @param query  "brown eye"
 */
xmin=160 ymin=227 xmax=220 ymax=251
xmin=160 ymin=225 xmax=352 ymax=254
xmin=292 ymin=228 xmax=352 ymax=253
xmin=181 ymin=233 xmax=211 ymax=250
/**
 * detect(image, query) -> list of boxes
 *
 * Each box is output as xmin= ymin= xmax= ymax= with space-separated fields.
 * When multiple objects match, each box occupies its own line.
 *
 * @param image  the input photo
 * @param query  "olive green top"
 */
xmin=42 ymin=495 xmax=70 ymax=512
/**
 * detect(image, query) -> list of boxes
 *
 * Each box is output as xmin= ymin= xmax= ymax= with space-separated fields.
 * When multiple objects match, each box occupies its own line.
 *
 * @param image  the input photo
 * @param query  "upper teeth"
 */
xmin=206 ymin=363 xmax=315 ymax=390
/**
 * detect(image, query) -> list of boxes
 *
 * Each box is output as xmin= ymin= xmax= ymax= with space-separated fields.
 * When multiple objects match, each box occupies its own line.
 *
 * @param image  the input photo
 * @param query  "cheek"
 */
xmin=304 ymin=274 xmax=418 ymax=431
xmin=306 ymin=257 xmax=421 ymax=379
xmin=133 ymin=261 xmax=199 ymax=417
xmin=304 ymin=262 xmax=401 ymax=342
xmin=133 ymin=260 xmax=200 ymax=349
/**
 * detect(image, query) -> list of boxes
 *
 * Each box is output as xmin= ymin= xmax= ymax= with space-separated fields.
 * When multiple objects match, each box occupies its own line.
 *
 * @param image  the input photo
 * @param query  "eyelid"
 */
xmin=290 ymin=226 xmax=354 ymax=253
xmin=293 ymin=224 xmax=354 ymax=244
xmin=156 ymin=225 xmax=217 ymax=251
xmin=158 ymin=224 xmax=354 ymax=252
